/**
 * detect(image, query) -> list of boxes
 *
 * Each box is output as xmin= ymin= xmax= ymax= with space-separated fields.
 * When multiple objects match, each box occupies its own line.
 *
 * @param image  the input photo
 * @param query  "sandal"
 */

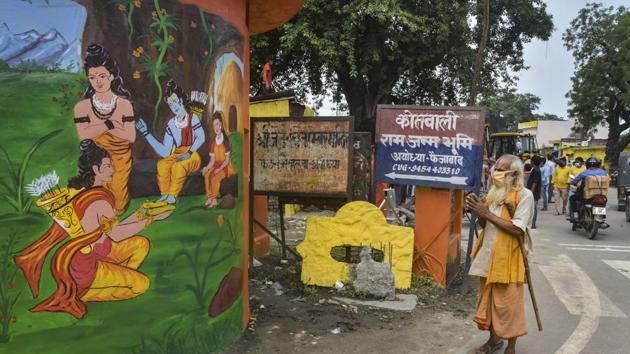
xmin=475 ymin=340 xmax=504 ymax=354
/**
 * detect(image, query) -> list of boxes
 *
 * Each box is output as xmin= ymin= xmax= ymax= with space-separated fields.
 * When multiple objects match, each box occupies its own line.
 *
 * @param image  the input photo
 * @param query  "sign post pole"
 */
xmin=374 ymin=105 xmax=486 ymax=286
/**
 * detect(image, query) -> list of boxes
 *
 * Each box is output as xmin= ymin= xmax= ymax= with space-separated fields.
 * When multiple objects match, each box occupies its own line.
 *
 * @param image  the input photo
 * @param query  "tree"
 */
xmin=564 ymin=4 xmax=630 ymax=170
xmin=251 ymin=0 xmax=553 ymax=133
xmin=481 ymin=89 xmax=542 ymax=132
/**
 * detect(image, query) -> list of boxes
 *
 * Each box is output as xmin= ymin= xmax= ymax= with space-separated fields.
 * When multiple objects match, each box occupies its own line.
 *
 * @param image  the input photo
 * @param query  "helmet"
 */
xmin=585 ymin=156 xmax=601 ymax=168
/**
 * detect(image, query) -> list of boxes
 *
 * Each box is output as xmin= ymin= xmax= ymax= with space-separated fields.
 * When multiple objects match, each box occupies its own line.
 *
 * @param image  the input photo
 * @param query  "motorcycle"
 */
xmin=571 ymin=193 xmax=610 ymax=239
xmin=622 ymin=187 xmax=630 ymax=222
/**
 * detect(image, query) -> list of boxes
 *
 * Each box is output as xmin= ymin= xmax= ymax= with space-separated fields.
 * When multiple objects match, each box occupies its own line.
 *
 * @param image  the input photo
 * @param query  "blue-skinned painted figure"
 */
xmin=136 ymin=79 xmax=205 ymax=204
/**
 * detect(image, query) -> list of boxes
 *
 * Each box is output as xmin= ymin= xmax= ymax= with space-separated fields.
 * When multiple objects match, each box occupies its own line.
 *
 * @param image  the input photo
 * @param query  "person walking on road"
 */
xmin=540 ymin=154 xmax=555 ymax=210
xmin=466 ymin=154 xmax=535 ymax=354
xmin=552 ymin=157 xmax=570 ymax=216
xmin=527 ymin=155 xmax=542 ymax=229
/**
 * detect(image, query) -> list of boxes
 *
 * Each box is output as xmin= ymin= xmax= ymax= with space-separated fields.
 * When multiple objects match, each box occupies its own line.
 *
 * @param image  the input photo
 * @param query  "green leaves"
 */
xmin=0 ymin=129 xmax=63 ymax=215
xmin=251 ymin=0 xmax=553 ymax=132
xmin=564 ymin=4 xmax=630 ymax=166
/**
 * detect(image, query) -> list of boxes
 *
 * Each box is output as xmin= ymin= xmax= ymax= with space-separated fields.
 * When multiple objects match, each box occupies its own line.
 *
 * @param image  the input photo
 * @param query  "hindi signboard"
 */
xmin=252 ymin=117 xmax=353 ymax=197
xmin=375 ymin=105 xmax=485 ymax=190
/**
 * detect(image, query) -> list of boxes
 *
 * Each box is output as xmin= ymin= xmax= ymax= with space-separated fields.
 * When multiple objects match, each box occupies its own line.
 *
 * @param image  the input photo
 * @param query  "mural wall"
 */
xmin=0 ymin=0 xmax=248 ymax=352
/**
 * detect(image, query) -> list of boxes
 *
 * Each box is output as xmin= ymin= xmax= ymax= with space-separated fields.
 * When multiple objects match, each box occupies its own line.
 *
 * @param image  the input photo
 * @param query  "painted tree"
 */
xmin=564 ymin=4 xmax=630 ymax=170
xmin=250 ymin=0 xmax=553 ymax=133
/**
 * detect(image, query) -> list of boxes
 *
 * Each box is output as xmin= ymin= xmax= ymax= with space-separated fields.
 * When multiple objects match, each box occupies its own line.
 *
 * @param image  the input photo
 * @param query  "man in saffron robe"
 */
xmin=15 ymin=140 xmax=172 ymax=320
xmin=466 ymin=154 xmax=535 ymax=354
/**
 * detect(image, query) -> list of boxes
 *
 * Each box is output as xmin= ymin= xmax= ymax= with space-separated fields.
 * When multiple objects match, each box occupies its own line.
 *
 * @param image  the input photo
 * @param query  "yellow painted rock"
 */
xmin=296 ymin=201 xmax=414 ymax=289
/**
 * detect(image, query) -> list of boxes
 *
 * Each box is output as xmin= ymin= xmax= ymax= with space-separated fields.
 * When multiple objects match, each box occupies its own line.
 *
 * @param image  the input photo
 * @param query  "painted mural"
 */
xmin=0 ymin=0 xmax=246 ymax=352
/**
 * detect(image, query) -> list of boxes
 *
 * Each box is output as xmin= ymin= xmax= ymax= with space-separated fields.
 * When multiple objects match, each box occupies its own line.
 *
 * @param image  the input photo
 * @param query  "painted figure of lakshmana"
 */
xmin=136 ymin=79 xmax=206 ymax=205
xmin=15 ymin=140 xmax=172 ymax=320
xmin=73 ymin=44 xmax=136 ymax=216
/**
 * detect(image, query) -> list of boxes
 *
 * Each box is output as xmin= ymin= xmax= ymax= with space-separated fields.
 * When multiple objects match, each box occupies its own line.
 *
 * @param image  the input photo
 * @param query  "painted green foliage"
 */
xmin=0 ymin=1 xmax=247 ymax=353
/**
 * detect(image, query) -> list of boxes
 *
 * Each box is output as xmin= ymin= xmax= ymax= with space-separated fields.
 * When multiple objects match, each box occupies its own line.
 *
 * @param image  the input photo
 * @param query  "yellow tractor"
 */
xmin=487 ymin=131 xmax=538 ymax=161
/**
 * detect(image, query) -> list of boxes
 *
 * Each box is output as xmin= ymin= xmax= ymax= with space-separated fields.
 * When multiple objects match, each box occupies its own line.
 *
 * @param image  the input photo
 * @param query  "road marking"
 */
xmin=539 ymin=259 xmax=626 ymax=319
xmin=559 ymin=243 xmax=630 ymax=249
xmin=539 ymin=255 xmax=602 ymax=354
xmin=603 ymin=260 xmax=630 ymax=280
xmin=567 ymin=248 xmax=630 ymax=253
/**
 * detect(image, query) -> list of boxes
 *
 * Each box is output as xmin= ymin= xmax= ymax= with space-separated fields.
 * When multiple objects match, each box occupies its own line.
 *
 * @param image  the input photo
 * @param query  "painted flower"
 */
xmin=161 ymin=8 xmax=167 ymax=15
xmin=132 ymin=70 xmax=141 ymax=79
xmin=117 ymin=4 xmax=126 ymax=12
xmin=134 ymin=0 xmax=141 ymax=8
xmin=190 ymin=21 xmax=197 ymax=29
xmin=132 ymin=46 xmax=144 ymax=58
xmin=6 ymin=282 xmax=12 ymax=289
xmin=11 ymin=316 xmax=16 ymax=323
xmin=151 ymin=10 xmax=157 ymax=17
xmin=204 ymin=50 xmax=209 ymax=56
xmin=217 ymin=214 xmax=224 ymax=227
xmin=177 ymin=55 xmax=184 ymax=63
xmin=168 ymin=35 xmax=175 ymax=43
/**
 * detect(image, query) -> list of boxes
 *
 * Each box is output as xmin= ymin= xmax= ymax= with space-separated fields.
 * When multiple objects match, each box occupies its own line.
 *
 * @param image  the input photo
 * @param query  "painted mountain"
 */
xmin=0 ymin=23 xmax=80 ymax=71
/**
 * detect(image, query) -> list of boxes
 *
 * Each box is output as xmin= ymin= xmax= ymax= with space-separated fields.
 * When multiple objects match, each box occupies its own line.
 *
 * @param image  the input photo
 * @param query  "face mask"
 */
xmin=492 ymin=170 xmax=514 ymax=188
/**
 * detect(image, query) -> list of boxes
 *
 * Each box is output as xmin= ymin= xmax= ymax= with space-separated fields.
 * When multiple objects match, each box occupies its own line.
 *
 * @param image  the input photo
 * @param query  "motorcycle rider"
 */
xmin=568 ymin=156 xmax=607 ymax=222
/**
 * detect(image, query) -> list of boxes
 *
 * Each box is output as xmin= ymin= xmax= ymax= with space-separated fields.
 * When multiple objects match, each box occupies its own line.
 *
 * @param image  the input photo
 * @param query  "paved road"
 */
xmin=459 ymin=189 xmax=630 ymax=354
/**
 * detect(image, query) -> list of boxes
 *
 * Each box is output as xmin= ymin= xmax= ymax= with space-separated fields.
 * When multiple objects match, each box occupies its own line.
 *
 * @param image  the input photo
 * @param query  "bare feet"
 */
xmin=504 ymin=338 xmax=516 ymax=354
xmin=204 ymin=197 xmax=218 ymax=209
xmin=475 ymin=338 xmax=504 ymax=354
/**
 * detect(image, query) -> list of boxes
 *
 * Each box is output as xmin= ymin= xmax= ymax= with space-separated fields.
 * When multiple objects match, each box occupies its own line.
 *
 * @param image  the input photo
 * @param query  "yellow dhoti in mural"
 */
xmin=157 ymin=146 xmax=202 ymax=197
xmin=94 ymin=133 xmax=132 ymax=215
xmin=204 ymin=141 xmax=236 ymax=199
xmin=81 ymin=234 xmax=150 ymax=302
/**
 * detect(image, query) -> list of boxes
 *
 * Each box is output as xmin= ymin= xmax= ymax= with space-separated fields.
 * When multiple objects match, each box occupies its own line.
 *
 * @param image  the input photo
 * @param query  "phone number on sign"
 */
xmin=392 ymin=164 xmax=462 ymax=175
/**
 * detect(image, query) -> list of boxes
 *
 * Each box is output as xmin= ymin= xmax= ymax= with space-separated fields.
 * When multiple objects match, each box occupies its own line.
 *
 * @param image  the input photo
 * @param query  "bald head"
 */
xmin=496 ymin=154 xmax=521 ymax=171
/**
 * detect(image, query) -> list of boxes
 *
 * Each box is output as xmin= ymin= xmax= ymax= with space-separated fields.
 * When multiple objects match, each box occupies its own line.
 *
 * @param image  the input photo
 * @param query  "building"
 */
xmin=517 ymin=119 xmax=609 ymax=149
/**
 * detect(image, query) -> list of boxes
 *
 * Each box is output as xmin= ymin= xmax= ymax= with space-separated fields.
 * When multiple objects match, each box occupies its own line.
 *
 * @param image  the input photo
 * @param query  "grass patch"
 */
xmin=0 ymin=72 xmax=246 ymax=353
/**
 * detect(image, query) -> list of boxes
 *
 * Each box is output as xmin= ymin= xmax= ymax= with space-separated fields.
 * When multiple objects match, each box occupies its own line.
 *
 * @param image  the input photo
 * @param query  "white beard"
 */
xmin=173 ymin=113 xmax=188 ymax=129
xmin=486 ymin=175 xmax=516 ymax=206
xmin=486 ymin=185 xmax=508 ymax=207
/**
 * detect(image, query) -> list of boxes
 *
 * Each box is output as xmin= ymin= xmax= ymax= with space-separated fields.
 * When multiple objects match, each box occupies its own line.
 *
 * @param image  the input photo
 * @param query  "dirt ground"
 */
xmin=225 ymin=206 xmax=481 ymax=354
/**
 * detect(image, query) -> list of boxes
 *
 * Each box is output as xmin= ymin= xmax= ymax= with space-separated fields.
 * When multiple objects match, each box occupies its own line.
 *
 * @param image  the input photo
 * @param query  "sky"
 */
xmin=317 ymin=0 xmax=628 ymax=117
xmin=2 ymin=0 xmax=627 ymax=118
xmin=515 ymin=0 xmax=627 ymax=118
xmin=0 ymin=0 xmax=85 ymax=44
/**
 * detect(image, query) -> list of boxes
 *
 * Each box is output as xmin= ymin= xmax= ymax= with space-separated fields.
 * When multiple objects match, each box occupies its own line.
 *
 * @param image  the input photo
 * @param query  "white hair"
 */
xmin=486 ymin=155 xmax=525 ymax=206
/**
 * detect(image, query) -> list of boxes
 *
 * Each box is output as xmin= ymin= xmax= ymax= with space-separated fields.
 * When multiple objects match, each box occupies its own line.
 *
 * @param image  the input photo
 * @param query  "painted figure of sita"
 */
xmin=136 ymin=79 xmax=206 ymax=205
xmin=15 ymin=140 xmax=173 ymax=320
xmin=202 ymin=111 xmax=237 ymax=209
xmin=73 ymin=44 xmax=136 ymax=216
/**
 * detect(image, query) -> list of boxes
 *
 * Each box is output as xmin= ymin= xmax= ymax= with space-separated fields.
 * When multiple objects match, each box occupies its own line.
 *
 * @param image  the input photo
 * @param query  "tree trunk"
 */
xmin=468 ymin=0 xmax=490 ymax=106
